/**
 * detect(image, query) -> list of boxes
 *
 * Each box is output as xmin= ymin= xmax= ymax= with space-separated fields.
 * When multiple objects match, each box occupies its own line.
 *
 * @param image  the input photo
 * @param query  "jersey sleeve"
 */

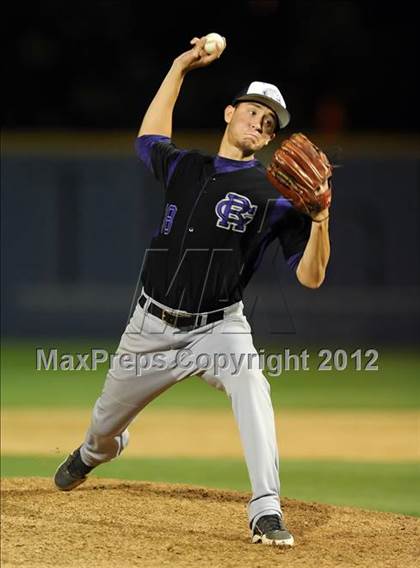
xmin=135 ymin=135 xmax=187 ymax=189
xmin=277 ymin=208 xmax=312 ymax=271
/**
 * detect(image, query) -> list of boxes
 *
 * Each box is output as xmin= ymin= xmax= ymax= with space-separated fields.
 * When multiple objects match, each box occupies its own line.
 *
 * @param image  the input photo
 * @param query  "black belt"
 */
xmin=138 ymin=294 xmax=225 ymax=329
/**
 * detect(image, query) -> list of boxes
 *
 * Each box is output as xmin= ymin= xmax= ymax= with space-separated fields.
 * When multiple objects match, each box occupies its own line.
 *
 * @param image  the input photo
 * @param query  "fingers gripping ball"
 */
xmin=204 ymin=32 xmax=226 ymax=55
xmin=267 ymin=133 xmax=332 ymax=216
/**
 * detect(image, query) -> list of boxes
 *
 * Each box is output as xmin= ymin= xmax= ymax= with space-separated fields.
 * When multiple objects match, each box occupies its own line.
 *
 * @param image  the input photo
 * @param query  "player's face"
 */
xmin=226 ymin=102 xmax=277 ymax=154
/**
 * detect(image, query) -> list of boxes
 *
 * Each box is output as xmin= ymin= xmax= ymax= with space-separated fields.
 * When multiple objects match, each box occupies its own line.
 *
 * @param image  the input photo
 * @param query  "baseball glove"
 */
xmin=267 ymin=133 xmax=332 ymax=216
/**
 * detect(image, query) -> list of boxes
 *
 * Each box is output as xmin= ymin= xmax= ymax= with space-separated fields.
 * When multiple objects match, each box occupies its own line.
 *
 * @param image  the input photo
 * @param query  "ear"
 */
xmin=266 ymin=133 xmax=276 ymax=145
xmin=224 ymin=105 xmax=235 ymax=124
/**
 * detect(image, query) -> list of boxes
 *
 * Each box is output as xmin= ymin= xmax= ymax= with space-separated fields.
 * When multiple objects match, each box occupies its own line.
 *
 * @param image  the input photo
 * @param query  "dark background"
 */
xmin=4 ymin=0 xmax=419 ymax=132
xmin=2 ymin=0 xmax=420 ymax=345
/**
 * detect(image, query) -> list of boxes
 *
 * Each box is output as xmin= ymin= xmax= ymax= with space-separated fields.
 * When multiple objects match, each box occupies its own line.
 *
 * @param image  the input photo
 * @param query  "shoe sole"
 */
xmin=55 ymin=476 xmax=87 ymax=492
xmin=252 ymin=534 xmax=294 ymax=547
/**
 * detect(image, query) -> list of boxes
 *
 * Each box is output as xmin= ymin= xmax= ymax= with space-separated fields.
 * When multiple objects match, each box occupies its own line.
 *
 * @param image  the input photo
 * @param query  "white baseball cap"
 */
xmin=232 ymin=81 xmax=290 ymax=129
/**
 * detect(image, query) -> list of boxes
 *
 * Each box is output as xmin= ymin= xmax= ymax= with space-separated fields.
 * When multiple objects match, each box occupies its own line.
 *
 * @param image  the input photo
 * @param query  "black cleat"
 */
xmin=54 ymin=447 xmax=94 ymax=491
xmin=252 ymin=514 xmax=294 ymax=547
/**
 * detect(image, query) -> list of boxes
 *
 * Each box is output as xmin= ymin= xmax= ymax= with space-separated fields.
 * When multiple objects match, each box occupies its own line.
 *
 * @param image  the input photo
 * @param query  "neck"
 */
xmin=218 ymin=133 xmax=255 ymax=161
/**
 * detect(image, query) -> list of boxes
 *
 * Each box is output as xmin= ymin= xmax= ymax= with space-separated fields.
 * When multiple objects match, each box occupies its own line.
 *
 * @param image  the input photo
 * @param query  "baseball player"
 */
xmin=54 ymin=36 xmax=331 ymax=547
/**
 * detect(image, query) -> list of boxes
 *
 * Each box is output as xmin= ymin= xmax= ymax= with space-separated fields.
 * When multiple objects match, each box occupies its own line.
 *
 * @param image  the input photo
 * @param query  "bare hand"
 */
xmin=174 ymin=36 xmax=225 ymax=75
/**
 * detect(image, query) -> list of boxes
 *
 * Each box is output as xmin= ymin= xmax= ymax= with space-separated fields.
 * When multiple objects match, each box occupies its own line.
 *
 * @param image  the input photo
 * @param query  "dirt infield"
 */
xmin=3 ymin=409 xmax=419 ymax=461
xmin=1 ymin=478 xmax=419 ymax=568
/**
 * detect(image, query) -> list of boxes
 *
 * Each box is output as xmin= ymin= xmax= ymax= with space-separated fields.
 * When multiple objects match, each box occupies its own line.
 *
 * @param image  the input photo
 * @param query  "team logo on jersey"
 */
xmin=215 ymin=192 xmax=258 ymax=233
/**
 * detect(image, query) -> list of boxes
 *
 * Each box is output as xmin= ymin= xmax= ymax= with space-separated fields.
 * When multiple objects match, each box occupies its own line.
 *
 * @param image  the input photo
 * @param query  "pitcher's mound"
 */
xmin=1 ymin=477 xmax=418 ymax=567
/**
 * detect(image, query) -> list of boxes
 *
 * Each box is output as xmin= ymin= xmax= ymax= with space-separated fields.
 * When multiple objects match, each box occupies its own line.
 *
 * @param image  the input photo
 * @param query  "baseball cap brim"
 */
xmin=233 ymin=94 xmax=291 ymax=130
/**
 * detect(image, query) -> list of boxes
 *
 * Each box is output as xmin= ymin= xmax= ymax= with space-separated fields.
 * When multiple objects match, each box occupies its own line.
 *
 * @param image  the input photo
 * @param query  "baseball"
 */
xmin=204 ymin=32 xmax=226 ymax=55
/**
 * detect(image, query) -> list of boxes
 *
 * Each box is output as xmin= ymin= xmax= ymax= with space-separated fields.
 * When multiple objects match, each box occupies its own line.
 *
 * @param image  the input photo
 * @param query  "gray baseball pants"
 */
xmin=80 ymin=289 xmax=283 ymax=529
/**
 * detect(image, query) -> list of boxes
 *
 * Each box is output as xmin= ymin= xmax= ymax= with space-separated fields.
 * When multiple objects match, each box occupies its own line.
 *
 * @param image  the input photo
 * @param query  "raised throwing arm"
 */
xmin=138 ymin=36 xmax=225 ymax=138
